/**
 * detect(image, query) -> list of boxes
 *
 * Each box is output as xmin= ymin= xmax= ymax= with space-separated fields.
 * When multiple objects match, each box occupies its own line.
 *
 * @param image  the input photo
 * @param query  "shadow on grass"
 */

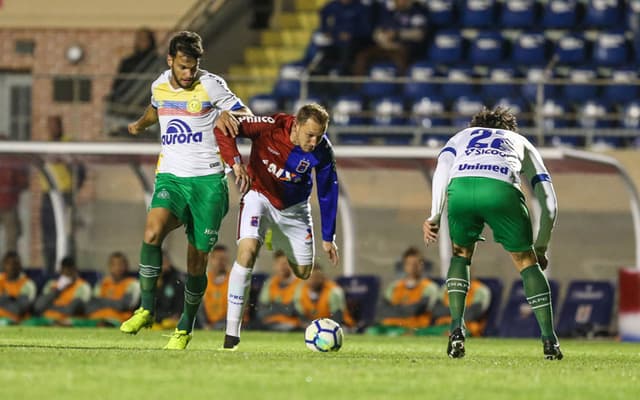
xmin=0 ymin=343 xmax=160 ymax=351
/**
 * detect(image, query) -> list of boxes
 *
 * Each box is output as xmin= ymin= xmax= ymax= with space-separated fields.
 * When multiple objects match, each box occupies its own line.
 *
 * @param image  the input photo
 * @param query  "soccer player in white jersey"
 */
xmin=423 ymin=107 xmax=563 ymax=360
xmin=119 ymin=31 xmax=252 ymax=350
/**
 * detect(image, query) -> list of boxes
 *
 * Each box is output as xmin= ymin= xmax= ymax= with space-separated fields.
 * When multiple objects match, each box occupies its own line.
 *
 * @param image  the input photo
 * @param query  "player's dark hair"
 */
xmin=296 ymin=103 xmax=330 ymax=131
xmin=273 ymin=249 xmax=286 ymax=259
xmin=402 ymin=246 xmax=423 ymax=261
xmin=469 ymin=106 xmax=518 ymax=132
xmin=168 ymin=31 xmax=204 ymax=59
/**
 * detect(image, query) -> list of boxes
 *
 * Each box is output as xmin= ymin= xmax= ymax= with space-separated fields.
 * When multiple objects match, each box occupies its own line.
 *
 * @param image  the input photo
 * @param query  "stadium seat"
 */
xmin=411 ymin=95 xmax=450 ymax=146
xmin=272 ymin=62 xmax=305 ymax=100
xmin=336 ymin=275 xmax=381 ymax=333
xmin=603 ymin=68 xmax=638 ymax=105
xmin=557 ymin=280 xmax=615 ymax=337
xmin=249 ymin=94 xmax=280 ymax=115
xmin=441 ymin=67 xmax=475 ymax=102
xmin=331 ymin=95 xmax=370 ymax=145
xmin=494 ymin=96 xmax=532 ymax=127
xmin=469 ymin=31 xmax=505 ymax=66
xmin=481 ymin=66 xmax=519 ymax=102
xmin=371 ymin=97 xmax=413 ymax=145
xmin=23 ymin=267 xmax=48 ymax=294
xmin=592 ymin=33 xmax=629 ymax=67
xmin=561 ymin=66 xmax=599 ymax=104
xmin=497 ymin=279 xmax=559 ymax=338
xmin=425 ymin=0 xmax=456 ymax=27
xmin=477 ymin=277 xmax=504 ymax=337
xmin=403 ymin=62 xmax=440 ymax=101
xmin=511 ymin=33 xmax=548 ymax=67
xmin=542 ymin=0 xmax=578 ymax=29
xmin=452 ymin=95 xmax=484 ymax=128
xmin=577 ymin=100 xmax=616 ymax=130
xmin=621 ymin=101 xmax=640 ymax=130
xmin=460 ymin=0 xmax=497 ymax=29
xmin=539 ymin=98 xmax=580 ymax=147
xmin=554 ymin=34 xmax=588 ymax=66
xmin=521 ymin=67 xmax=558 ymax=103
xmin=500 ymin=0 xmax=537 ymax=29
xmin=584 ymin=0 xmax=622 ymax=29
xmin=428 ymin=30 xmax=464 ymax=65
xmin=362 ymin=62 xmax=398 ymax=99
xmin=79 ymin=270 xmax=102 ymax=288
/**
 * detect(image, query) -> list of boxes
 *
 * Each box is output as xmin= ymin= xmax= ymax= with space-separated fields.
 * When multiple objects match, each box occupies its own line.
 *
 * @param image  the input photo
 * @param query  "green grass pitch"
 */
xmin=0 ymin=327 xmax=638 ymax=400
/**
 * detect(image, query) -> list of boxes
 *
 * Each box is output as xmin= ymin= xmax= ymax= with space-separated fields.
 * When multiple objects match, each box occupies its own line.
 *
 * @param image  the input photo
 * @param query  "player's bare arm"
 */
xmin=128 ymin=105 xmax=158 ymax=135
xmin=322 ymin=240 xmax=339 ymax=267
xmin=231 ymin=163 xmax=251 ymax=194
xmin=216 ymin=107 xmax=252 ymax=138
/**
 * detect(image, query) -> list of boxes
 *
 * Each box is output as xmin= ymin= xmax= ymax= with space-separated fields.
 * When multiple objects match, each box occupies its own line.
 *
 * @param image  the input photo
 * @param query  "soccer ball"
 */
xmin=304 ymin=318 xmax=343 ymax=352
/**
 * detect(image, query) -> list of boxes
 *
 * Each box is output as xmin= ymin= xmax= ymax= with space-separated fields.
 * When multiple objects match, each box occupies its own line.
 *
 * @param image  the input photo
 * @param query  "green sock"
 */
xmin=520 ymin=264 xmax=556 ymax=340
xmin=139 ymin=242 xmax=162 ymax=312
xmin=446 ymin=256 xmax=471 ymax=332
xmin=177 ymin=274 xmax=208 ymax=333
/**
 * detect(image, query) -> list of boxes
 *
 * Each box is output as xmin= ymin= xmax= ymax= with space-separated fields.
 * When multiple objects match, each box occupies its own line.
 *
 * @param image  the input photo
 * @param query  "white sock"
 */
xmin=225 ymin=262 xmax=252 ymax=337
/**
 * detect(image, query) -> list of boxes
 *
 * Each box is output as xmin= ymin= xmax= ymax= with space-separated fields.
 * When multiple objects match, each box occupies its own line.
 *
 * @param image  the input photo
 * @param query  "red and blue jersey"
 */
xmin=215 ymin=113 xmax=339 ymax=242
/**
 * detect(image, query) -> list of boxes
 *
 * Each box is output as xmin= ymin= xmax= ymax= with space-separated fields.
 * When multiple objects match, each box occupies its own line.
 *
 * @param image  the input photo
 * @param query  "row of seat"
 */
xmin=424 ymin=0 xmax=631 ymax=31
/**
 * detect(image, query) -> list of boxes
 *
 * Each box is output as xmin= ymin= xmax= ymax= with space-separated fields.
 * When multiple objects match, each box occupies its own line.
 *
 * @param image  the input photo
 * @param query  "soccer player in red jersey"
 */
xmin=214 ymin=103 xmax=340 ymax=350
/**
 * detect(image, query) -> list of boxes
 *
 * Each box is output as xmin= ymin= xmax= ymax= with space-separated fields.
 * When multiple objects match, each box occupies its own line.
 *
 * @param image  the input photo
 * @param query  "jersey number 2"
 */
xmin=467 ymin=129 xmax=503 ymax=149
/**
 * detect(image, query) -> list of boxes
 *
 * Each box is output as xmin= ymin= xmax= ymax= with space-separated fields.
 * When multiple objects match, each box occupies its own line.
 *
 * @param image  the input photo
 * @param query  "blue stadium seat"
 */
xmin=23 ymin=268 xmax=48 ymax=294
xmin=331 ymin=95 xmax=370 ymax=145
xmin=461 ymin=0 xmax=497 ymax=28
xmin=425 ymin=0 xmax=456 ymax=27
xmin=411 ymin=95 xmax=450 ymax=146
xmin=249 ymin=94 xmax=280 ymax=115
xmin=521 ymin=67 xmax=558 ymax=103
xmin=452 ymin=95 xmax=484 ymax=127
xmin=511 ymin=33 xmax=548 ymax=67
xmin=291 ymin=96 xmax=323 ymax=113
xmin=441 ymin=66 xmax=475 ymax=102
xmin=621 ymin=101 xmax=640 ymax=130
xmin=540 ymin=99 xmax=578 ymax=146
xmin=500 ymin=0 xmax=537 ymax=29
xmin=477 ymin=277 xmax=504 ymax=337
xmin=428 ymin=30 xmax=464 ymax=65
xmin=584 ymin=0 xmax=622 ymax=29
xmin=554 ymin=33 xmax=588 ymax=66
xmin=469 ymin=31 xmax=505 ymax=66
xmin=273 ymin=62 xmax=305 ymax=100
xmin=494 ymin=96 xmax=532 ymax=127
xmin=362 ymin=62 xmax=398 ymax=99
xmin=592 ymin=33 xmax=629 ymax=67
xmin=561 ymin=66 xmax=599 ymax=104
xmin=603 ymin=68 xmax=638 ymax=106
xmin=336 ymin=275 xmax=381 ymax=333
xmin=371 ymin=97 xmax=413 ymax=145
xmin=577 ymin=100 xmax=616 ymax=130
xmin=403 ymin=62 xmax=440 ymax=100
xmin=79 ymin=270 xmax=102 ymax=288
xmin=497 ymin=279 xmax=559 ymax=338
xmin=481 ymin=66 xmax=519 ymax=102
xmin=542 ymin=0 xmax=578 ymax=29
xmin=557 ymin=280 xmax=615 ymax=337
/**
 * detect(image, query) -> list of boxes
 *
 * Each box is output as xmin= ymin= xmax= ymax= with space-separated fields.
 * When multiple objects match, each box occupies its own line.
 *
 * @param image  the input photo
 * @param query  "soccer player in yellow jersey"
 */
xmin=119 ymin=31 xmax=252 ymax=350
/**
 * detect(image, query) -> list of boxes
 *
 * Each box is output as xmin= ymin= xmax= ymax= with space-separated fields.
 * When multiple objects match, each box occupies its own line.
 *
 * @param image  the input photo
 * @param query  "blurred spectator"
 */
xmin=315 ymin=0 xmax=373 ymax=75
xmin=256 ymin=249 xmax=303 ymax=331
xmin=250 ymin=0 xmax=274 ymax=29
xmin=199 ymin=244 xmax=231 ymax=330
xmin=0 ymin=135 xmax=29 ymax=255
xmin=294 ymin=265 xmax=354 ymax=328
xmin=427 ymin=278 xmax=492 ymax=337
xmin=367 ymin=246 xmax=439 ymax=335
xmin=28 ymin=256 xmax=91 ymax=326
xmin=85 ymin=252 xmax=140 ymax=327
xmin=0 ymin=251 xmax=36 ymax=325
xmin=39 ymin=116 xmax=85 ymax=274
xmin=153 ymin=251 xmax=185 ymax=330
xmin=353 ymin=0 xmax=429 ymax=76
xmin=109 ymin=27 xmax=158 ymax=103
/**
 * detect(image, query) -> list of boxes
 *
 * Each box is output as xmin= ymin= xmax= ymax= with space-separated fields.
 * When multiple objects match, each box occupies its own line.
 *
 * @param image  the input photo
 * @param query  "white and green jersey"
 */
xmin=429 ymin=127 xmax=558 ymax=249
xmin=150 ymin=69 xmax=245 ymax=177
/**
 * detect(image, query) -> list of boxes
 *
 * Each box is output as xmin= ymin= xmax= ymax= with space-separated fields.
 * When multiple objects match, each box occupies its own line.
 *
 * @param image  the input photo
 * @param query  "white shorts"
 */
xmin=237 ymin=190 xmax=315 ymax=266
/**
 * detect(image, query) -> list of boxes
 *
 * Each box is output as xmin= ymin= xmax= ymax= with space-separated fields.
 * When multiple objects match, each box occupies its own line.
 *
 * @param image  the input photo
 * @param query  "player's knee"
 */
xmin=143 ymin=227 xmax=163 ymax=245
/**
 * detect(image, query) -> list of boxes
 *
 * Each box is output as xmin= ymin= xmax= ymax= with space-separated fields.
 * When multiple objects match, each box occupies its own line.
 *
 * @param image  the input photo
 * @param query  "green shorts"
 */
xmin=150 ymin=173 xmax=229 ymax=252
xmin=447 ymin=177 xmax=533 ymax=252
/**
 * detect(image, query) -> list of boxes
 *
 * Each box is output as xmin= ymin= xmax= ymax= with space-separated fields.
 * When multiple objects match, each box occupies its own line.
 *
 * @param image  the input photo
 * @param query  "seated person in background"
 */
xmin=109 ymin=27 xmax=158 ymax=103
xmin=257 ymin=249 xmax=303 ymax=331
xmin=29 ymin=256 xmax=91 ymax=326
xmin=199 ymin=244 xmax=231 ymax=330
xmin=353 ymin=0 xmax=429 ymax=76
xmin=294 ymin=265 xmax=354 ymax=328
xmin=367 ymin=246 xmax=439 ymax=335
xmin=427 ymin=278 xmax=492 ymax=337
xmin=85 ymin=252 xmax=140 ymax=327
xmin=153 ymin=251 xmax=185 ymax=330
xmin=0 ymin=251 xmax=36 ymax=324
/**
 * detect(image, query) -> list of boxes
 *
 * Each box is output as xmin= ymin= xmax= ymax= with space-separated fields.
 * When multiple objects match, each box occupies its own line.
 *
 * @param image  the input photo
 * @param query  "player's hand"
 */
xmin=535 ymin=247 xmax=549 ymax=270
xmin=322 ymin=241 xmax=339 ymax=267
xmin=128 ymin=122 xmax=143 ymax=135
xmin=232 ymin=163 xmax=251 ymax=194
xmin=216 ymin=111 xmax=240 ymax=138
xmin=423 ymin=219 xmax=440 ymax=246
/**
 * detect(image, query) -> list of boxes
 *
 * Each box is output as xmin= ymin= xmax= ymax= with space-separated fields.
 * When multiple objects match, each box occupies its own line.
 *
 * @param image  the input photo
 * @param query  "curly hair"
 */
xmin=469 ymin=106 xmax=518 ymax=132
